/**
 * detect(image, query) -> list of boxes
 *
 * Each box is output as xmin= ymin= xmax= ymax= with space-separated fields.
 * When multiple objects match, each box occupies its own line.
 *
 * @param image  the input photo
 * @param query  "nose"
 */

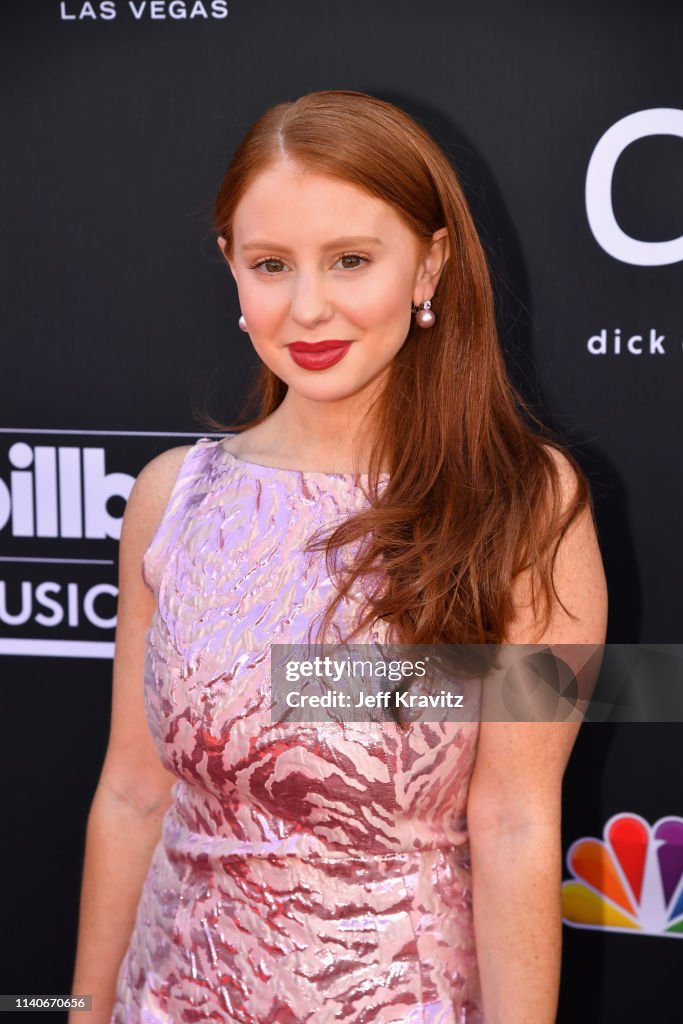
xmin=289 ymin=271 xmax=333 ymax=328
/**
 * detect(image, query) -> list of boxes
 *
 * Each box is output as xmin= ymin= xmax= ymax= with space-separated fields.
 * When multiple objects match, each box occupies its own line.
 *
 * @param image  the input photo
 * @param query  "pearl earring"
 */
xmin=414 ymin=300 xmax=436 ymax=329
xmin=238 ymin=314 xmax=248 ymax=332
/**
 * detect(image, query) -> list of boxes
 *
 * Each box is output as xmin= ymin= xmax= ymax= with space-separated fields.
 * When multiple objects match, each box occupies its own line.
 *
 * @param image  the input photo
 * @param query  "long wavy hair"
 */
xmin=213 ymin=90 xmax=593 ymax=651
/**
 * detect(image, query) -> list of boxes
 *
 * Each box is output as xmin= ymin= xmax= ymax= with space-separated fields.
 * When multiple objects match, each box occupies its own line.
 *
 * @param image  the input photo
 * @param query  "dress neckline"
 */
xmin=215 ymin=435 xmax=390 ymax=481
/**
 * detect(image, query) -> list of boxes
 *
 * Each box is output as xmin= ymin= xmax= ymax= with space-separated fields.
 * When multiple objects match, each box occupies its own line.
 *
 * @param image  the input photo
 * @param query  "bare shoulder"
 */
xmin=133 ymin=444 xmax=195 ymax=500
xmin=542 ymin=443 xmax=584 ymax=510
xmin=505 ymin=443 xmax=607 ymax=645
xmin=121 ymin=444 xmax=195 ymax=551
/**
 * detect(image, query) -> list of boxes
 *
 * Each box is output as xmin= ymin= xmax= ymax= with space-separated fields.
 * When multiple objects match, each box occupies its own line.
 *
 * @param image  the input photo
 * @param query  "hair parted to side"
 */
xmin=213 ymin=89 xmax=594 ymax=653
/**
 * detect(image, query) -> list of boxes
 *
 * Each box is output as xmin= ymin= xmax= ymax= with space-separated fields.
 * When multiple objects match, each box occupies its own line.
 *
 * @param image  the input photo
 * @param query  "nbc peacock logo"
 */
xmin=562 ymin=812 xmax=683 ymax=938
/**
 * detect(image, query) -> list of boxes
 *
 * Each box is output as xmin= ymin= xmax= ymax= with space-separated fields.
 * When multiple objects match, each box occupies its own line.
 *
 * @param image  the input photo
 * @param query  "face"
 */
xmin=218 ymin=158 xmax=448 ymax=408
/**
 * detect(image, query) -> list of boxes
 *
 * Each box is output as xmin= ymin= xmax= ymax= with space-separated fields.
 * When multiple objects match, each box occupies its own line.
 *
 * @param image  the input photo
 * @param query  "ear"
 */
xmin=217 ymin=235 xmax=237 ymax=279
xmin=413 ymin=227 xmax=450 ymax=306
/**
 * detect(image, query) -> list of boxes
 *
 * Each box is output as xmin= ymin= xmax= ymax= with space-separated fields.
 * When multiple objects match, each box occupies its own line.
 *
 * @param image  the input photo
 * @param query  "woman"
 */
xmin=70 ymin=91 xmax=607 ymax=1024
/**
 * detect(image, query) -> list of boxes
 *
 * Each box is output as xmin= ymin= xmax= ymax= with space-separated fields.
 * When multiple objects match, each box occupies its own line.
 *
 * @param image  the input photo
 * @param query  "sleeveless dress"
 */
xmin=110 ymin=436 xmax=483 ymax=1024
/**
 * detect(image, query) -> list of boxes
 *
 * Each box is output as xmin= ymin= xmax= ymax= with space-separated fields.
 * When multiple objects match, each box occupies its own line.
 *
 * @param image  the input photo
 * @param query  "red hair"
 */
xmin=213 ymin=90 xmax=593 ymax=651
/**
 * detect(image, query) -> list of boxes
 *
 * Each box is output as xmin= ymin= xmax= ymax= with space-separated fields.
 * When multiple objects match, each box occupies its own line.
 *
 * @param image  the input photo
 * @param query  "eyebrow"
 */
xmin=240 ymin=235 xmax=384 ymax=252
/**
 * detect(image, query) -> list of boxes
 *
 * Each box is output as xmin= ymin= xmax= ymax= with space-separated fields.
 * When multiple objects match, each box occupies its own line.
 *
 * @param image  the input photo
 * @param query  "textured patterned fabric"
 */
xmin=110 ymin=437 xmax=483 ymax=1023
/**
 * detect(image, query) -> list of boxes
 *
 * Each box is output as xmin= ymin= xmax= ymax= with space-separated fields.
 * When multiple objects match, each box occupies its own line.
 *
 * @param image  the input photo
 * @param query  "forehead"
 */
xmin=232 ymin=158 xmax=412 ymax=243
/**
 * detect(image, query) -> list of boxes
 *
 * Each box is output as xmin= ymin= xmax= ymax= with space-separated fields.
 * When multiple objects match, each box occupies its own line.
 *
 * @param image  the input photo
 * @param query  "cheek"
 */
xmin=342 ymin=266 xmax=415 ymax=332
xmin=238 ymin=277 xmax=287 ymax=332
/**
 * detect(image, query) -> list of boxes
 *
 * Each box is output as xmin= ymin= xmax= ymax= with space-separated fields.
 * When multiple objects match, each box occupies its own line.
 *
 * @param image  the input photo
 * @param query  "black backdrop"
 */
xmin=1 ymin=1 xmax=682 ymax=1021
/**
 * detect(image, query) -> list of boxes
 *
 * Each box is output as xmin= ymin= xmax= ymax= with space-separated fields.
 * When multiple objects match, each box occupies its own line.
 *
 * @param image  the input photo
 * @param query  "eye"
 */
xmin=251 ymin=257 xmax=288 ymax=274
xmin=335 ymin=253 xmax=369 ymax=270
xmin=248 ymin=250 xmax=370 ymax=274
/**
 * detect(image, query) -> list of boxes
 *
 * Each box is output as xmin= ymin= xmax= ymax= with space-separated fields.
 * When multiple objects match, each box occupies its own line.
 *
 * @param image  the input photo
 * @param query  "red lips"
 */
xmin=288 ymin=340 xmax=352 ymax=352
xmin=287 ymin=340 xmax=353 ymax=371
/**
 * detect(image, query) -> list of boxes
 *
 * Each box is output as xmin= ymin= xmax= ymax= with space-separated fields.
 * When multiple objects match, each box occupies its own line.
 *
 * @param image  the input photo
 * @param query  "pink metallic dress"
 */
xmin=110 ymin=437 xmax=483 ymax=1024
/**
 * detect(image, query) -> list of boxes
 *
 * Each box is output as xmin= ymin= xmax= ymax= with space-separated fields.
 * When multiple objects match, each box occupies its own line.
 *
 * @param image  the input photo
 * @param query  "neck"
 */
xmin=244 ymin=380 xmax=387 ymax=473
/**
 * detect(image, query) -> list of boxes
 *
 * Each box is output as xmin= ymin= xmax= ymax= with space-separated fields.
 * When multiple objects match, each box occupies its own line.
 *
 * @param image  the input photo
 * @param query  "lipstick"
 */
xmin=287 ymin=340 xmax=353 ymax=371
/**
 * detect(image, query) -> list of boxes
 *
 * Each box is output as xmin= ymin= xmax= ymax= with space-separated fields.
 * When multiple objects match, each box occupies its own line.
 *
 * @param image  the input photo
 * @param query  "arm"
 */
xmin=466 ymin=450 xmax=608 ymax=1024
xmin=68 ymin=446 xmax=192 ymax=1024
